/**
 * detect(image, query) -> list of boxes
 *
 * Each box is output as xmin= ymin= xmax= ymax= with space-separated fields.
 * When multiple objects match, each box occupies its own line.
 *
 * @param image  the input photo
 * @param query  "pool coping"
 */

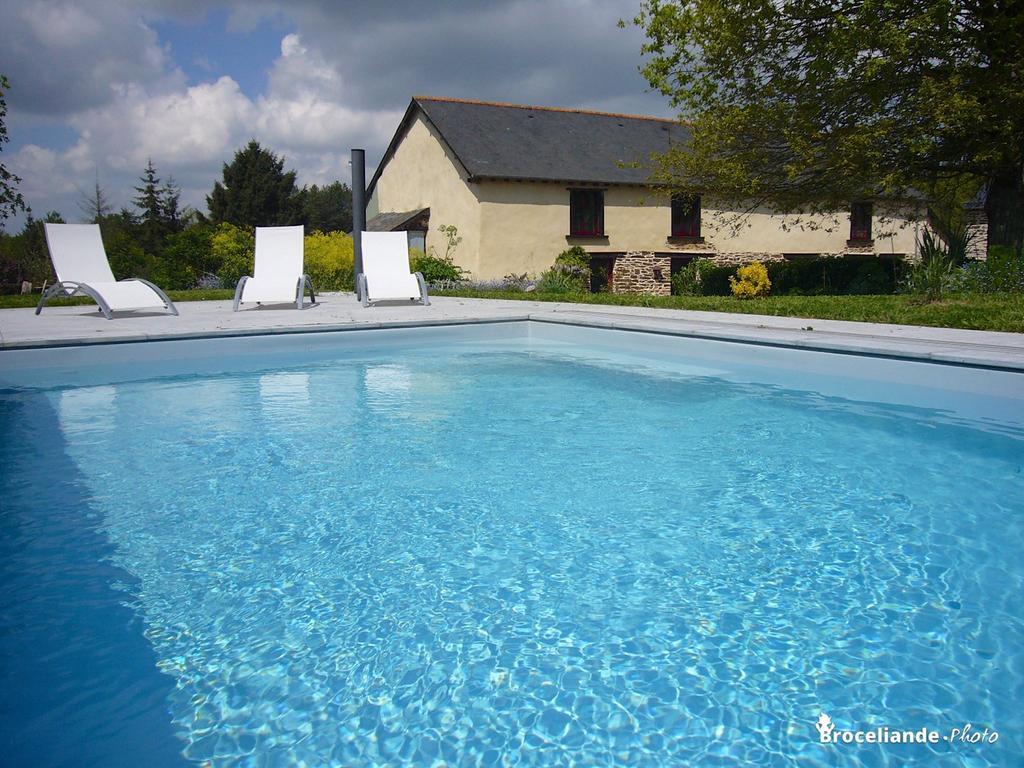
xmin=2 ymin=296 xmax=1023 ymax=372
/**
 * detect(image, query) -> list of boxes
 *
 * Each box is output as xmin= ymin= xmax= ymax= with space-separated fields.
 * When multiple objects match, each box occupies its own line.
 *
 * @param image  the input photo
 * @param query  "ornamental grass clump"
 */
xmin=903 ymin=229 xmax=953 ymax=302
xmin=729 ymin=261 xmax=771 ymax=298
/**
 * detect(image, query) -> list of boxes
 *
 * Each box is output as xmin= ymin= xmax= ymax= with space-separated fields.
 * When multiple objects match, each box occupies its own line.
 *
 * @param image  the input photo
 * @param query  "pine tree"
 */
xmin=162 ymin=175 xmax=182 ymax=233
xmin=133 ymin=159 xmax=165 ymax=253
xmin=78 ymin=178 xmax=112 ymax=223
xmin=207 ymin=140 xmax=301 ymax=227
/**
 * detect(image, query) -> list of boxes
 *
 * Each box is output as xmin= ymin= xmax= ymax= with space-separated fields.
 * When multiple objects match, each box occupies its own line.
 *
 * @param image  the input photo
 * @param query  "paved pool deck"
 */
xmin=2 ymin=293 xmax=1023 ymax=370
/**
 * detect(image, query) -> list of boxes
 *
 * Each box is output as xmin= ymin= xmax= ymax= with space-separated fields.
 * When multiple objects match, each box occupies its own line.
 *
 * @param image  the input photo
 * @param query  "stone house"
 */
xmin=367 ymin=96 xmax=925 ymax=294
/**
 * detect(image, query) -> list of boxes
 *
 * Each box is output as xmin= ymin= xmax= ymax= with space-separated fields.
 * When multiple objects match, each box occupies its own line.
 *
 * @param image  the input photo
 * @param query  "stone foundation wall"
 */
xmin=700 ymin=252 xmax=781 ymax=267
xmin=963 ymin=209 xmax=989 ymax=260
xmin=611 ymin=251 xmax=671 ymax=295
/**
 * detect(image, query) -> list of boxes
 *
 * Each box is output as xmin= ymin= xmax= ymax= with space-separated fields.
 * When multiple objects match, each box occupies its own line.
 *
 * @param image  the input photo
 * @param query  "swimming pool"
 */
xmin=2 ymin=322 xmax=1022 ymax=766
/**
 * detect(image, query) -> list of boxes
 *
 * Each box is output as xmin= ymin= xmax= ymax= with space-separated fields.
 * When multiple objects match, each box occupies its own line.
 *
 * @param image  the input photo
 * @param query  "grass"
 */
xmin=0 ymin=288 xmax=235 ymax=309
xmin=435 ymin=289 xmax=1024 ymax=333
xmin=3 ymin=287 xmax=1020 ymax=332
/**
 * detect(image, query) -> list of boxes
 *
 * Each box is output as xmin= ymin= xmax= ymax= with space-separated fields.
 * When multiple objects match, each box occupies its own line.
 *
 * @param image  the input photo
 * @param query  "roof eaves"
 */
xmin=412 ymin=95 xmax=682 ymax=125
xmin=366 ymin=97 xmax=474 ymax=199
xmin=411 ymin=98 xmax=474 ymax=179
xmin=468 ymin=174 xmax=659 ymax=187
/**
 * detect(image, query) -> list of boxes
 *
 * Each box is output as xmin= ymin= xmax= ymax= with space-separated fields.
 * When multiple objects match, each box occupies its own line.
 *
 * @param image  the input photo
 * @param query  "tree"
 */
xmin=0 ymin=74 xmax=26 ymax=227
xmin=162 ymin=223 xmax=215 ymax=289
xmin=0 ymin=209 xmax=64 ymax=287
xmin=98 ymin=208 xmax=164 ymax=283
xmin=162 ymin=175 xmax=182 ymax=233
xmin=629 ymin=0 xmax=1024 ymax=249
xmin=78 ymin=178 xmax=112 ymax=223
xmin=133 ymin=158 xmax=166 ymax=253
xmin=300 ymin=181 xmax=353 ymax=233
xmin=207 ymin=140 xmax=301 ymax=227
xmin=212 ymin=222 xmax=256 ymax=287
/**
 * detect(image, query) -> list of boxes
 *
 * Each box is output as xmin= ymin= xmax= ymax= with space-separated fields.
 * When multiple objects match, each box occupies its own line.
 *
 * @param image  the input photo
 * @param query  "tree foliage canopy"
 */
xmin=2 ymin=138 xmax=355 ymax=290
xmin=207 ymin=140 xmax=301 ymax=227
xmin=0 ymin=74 xmax=26 ymax=226
xmin=629 ymin=0 xmax=1023 ymax=245
xmin=300 ymin=181 xmax=353 ymax=234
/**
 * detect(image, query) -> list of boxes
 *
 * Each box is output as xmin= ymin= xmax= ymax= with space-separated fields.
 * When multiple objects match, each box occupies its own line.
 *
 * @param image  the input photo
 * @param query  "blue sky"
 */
xmin=1 ymin=1 xmax=672 ymax=230
xmin=151 ymin=9 xmax=293 ymax=100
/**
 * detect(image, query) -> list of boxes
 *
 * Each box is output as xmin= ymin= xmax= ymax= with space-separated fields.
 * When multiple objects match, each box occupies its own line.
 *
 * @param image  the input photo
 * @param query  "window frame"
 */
xmin=671 ymin=193 xmax=702 ymax=239
xmin=569 ymin=189 xmax=605 ymax=237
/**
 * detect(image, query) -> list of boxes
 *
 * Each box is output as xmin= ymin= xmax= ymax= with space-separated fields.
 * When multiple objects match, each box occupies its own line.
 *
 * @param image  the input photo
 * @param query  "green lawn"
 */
xmin=435 ymin=289 xmax=1024 ymax=333
xmin=3 ymin=288 xmax=1021 ymax=332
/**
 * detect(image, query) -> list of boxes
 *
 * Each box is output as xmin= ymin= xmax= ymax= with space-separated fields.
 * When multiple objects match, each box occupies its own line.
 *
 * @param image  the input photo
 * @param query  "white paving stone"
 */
xmin=2 ymin=292 xmax=1022 ymax=370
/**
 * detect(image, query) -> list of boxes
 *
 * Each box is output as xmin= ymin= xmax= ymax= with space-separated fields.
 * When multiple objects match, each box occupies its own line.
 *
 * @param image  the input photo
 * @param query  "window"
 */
xmin=570 ymin=189 xmax=604 ymax=237
xmin=850 ymin=202 xmax=873 ymax=241
xmin=671 ymin=194 xmax=701 ymax=238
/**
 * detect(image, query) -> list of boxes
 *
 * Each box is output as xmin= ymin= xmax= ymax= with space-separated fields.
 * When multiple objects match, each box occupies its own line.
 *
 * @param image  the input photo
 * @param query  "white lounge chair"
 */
xmin=37 ymin=223 xmax=178 ymax=319
xmin=233 ymin=225 xmax=316 ymax=311
xmin=358 ymin=231 xmax=430 ymax=307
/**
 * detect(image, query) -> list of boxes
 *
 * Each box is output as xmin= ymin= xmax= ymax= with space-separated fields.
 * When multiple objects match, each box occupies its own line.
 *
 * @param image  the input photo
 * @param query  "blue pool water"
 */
xmin=2 ymin=336 xmax=1023 ymax=766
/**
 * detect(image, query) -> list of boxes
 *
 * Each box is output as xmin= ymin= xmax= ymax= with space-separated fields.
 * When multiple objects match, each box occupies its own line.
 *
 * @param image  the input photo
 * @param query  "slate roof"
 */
xmin=366 ymin=208 xmax=430 ymax=232
xmin=368 ymin=97 xmax=689 ymax=195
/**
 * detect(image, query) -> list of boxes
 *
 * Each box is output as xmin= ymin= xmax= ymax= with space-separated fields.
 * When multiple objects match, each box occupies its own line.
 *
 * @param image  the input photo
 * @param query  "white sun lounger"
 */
xmin=37 ymin=223 xmax=178 ymax=319
xmin=358 ymin=231 xmax=430 ymax=307
xmin=233 ymin=225 xmax=316 ymax=311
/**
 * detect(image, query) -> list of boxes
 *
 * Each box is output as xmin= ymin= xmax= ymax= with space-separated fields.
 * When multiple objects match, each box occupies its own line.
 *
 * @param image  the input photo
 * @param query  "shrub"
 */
xmin=536 ymin=267 xmax=586 ymax=294
xmin=213 ymin=223 xmax=255 ymax=288
xmin=729 ymin=261 xmax=771 ymax=298
xmin=766 ymin=255 xmax=902 ymax=296
xmin=304 ymin=230 xmax=354 ymax=291
xmin=670 ymin=258 xmax=727 ymax=295
xmin=536 ymin=245 xmax=591 ymax=294
xmin=162 ymin=224 xmax=215 ymax=289
xmin=410 ymin=224 xmax=469 ymax=286
xmin=948 ymin=245 xmax=1024 ymax=293
xmin=106 ymin=229 xmax=167 ymax=287
xmin=847 ymin=259 xmax=891 ymax=295
xmin=982 ymin=245 xmax=1024 ymax=292
xmin=409 ymin=247 xmax=468 ymax=285
xmin=696 ymin=262 xmax=735 ymax=295
xmin=671 ymin=259 xmax=701 ymax=295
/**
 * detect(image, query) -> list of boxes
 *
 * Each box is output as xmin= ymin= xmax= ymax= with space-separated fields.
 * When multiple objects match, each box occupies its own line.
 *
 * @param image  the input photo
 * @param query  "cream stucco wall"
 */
xmin=474 ymin=183 xmax=922 ymax=279
xmin=369 ymin=114 xmax=923 ymax=280
xmin=698 ymin=197 xmax=922 ymax=257
xmin=368 ymin=113 xmax=483 ymax=275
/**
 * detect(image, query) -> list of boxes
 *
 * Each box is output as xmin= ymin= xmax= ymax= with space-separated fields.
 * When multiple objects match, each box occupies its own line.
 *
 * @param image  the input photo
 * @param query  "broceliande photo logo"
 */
xmin=815 ymin=713 xmax=999 ymax=746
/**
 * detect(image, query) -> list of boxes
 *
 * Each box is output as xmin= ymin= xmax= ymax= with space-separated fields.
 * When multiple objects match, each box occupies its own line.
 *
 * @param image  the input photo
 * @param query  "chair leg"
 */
xmin=233 ymin=276 xmax=249 ymax=312
xmin=358 ymin=274 xmax=370 ymax=307
xmin=35 ymin=282 xmax=68 ymax=315
xmin=416 ymin=272 xmax=431 ymax=306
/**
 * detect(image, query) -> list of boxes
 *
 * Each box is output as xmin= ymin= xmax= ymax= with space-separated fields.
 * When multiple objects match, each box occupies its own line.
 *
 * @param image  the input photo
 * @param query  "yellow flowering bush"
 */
xmin=729 ymin=260 xmax=771 ymax=298
xmin=304 ymin=230 xmax=354 ymax=291
xmin=213 ymin=223 xmax=255 ymax=288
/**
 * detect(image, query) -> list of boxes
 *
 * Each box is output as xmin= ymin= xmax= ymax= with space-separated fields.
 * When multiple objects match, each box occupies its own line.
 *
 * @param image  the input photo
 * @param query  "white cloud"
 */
xmin=6 ymin=33 xmax=395 ymax=221
xmin=2 ymin=0 xmax=672 ymax=228
xmin=2 ymin=0 xmax=176 ymax=115
xmin=65 ymin=77 xmax=256 ymax=173
xmin=254 ymin=34 xmax=402 ymax=152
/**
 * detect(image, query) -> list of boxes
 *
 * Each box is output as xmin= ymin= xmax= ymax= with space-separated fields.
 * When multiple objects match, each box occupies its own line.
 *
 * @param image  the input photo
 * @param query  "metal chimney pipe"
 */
xmin=351 ymin=148 xmax=366 ymax=298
